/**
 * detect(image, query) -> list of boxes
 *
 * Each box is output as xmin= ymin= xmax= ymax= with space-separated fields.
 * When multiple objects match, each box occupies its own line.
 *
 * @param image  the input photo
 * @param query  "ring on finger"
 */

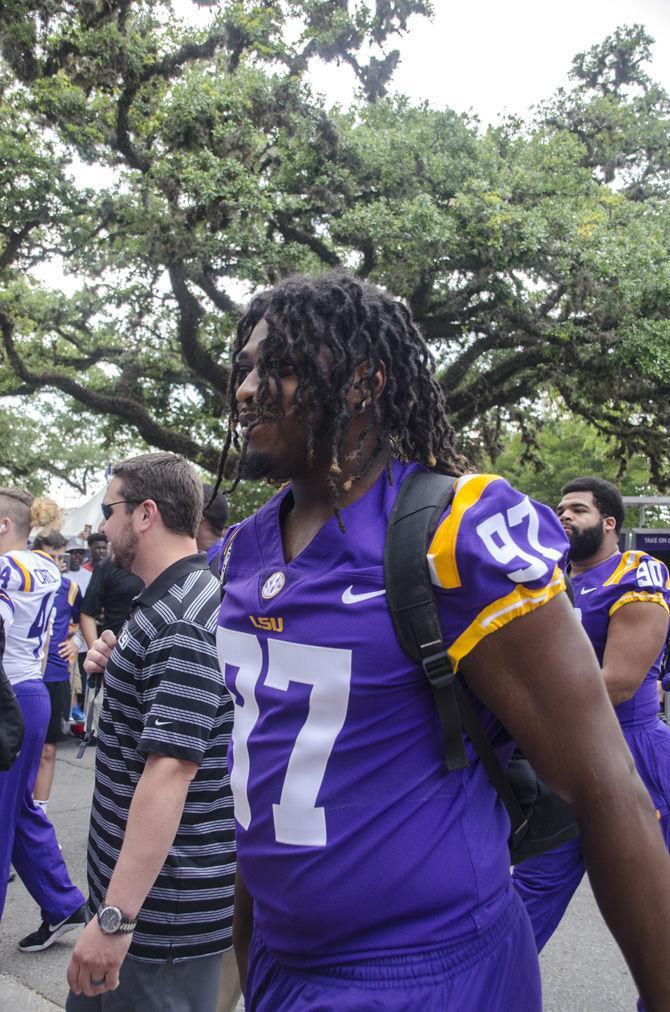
xmin=91 ymin=976 xmax=106 ymax=986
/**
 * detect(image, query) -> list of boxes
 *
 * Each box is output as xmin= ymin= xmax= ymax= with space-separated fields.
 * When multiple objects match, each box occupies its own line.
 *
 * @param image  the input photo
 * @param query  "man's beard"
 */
xmin=112 ymin=527 xmax=140 ymax=571
xmin=567 ymin=521 xmax=605 ymax=562
xmin=239 ymin=450 xmax=276 ymax=481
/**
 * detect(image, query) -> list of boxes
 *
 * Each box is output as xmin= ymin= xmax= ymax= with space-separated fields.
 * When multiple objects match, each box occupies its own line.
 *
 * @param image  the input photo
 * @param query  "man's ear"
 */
xmin=603 ymin=515 xmax=617 ymax=535
xmin=372 ymin=359 xmax=386 ymax=399
xmin=136 ymin=500 xmax=161 ymax=532
xmin=351 ymin=360 xmax=387 ymax=409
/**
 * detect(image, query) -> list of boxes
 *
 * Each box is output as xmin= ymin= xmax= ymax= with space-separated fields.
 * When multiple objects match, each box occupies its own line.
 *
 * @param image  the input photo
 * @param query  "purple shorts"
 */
xmin=245 ymin=893 xmax=541 ymax=1012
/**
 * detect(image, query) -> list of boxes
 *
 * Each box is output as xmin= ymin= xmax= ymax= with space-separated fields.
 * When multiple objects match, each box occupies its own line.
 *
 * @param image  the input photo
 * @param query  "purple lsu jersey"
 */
xmin=571 ymin=551 xmax=670 ymax=726
xmin=43 ymin=576 xmax=82 ymax=683
xmin=217 ymin=461 xmax=567 ymax=965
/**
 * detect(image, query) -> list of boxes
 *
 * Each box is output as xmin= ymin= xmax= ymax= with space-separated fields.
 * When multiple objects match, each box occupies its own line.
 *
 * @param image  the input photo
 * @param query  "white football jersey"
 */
xmin=0 ymin=589 xmax=14 ymax=635
xmin=68 ymin=567 xmax=91 ymax=596
xmin=0 ymin=549 xmax=61 ymax=684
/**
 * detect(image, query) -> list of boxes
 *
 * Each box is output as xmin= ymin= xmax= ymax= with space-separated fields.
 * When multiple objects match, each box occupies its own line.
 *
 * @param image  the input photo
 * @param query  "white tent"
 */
xmin=61 ymin=486 xmax=106 ymax=537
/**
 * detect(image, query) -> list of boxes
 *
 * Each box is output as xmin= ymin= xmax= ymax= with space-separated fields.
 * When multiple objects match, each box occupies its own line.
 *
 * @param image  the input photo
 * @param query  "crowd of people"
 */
xmin=1 ymin=270 xmax=669 ymax=1011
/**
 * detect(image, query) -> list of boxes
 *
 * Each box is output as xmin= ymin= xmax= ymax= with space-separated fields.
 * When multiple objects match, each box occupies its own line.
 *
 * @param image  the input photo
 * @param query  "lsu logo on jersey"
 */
xmin=249 ymin=615 xmax=284 ymax=633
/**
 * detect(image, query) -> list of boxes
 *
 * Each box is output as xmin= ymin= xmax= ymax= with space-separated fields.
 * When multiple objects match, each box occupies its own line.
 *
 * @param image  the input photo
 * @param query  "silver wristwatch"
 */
xmin=97 ymin=905 xmax=137 ymax=935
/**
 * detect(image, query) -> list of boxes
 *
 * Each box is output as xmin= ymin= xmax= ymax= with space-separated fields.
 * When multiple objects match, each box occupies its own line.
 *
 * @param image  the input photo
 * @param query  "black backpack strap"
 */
xmin=385 ymin=470 xmax=468 ymax=772
xmin=454 ymin=681 xmax=528 ymax=847
xmin=384 ymin=469 xmax=528 ymax=842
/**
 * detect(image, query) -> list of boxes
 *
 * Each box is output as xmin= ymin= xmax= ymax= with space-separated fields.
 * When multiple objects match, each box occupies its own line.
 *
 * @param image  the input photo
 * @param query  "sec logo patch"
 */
xmin=261 ymin=571 xmax=285 ymax=600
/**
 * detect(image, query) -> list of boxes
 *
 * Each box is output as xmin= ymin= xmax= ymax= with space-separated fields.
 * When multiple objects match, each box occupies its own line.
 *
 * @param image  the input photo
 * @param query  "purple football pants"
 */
xmin=513 ymin=717 xmax=670 ymax=953
xmin=244 ymin=892 xmax=541 ymax=1012
xmin=0 ymin=678 xmax=84 ymax=921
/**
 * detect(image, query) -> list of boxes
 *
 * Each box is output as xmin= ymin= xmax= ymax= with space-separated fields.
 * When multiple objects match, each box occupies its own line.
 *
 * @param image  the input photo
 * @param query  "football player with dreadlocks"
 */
xmin=214 ymin=270 xmax=670 ymax=1010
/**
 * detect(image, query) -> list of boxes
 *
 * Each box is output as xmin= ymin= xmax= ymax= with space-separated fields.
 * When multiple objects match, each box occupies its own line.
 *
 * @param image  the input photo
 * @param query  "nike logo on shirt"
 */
xmin=154 ymin=719 xmax=171 ymax=727
xmin=342 ymin=587 xmax=386 ymax=604
xmin=580 ymin=587 xmax=597 ymax=595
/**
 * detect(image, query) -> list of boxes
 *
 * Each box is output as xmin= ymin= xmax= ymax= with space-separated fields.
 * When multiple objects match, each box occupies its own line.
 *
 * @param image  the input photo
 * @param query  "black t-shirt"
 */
xmin=81 ymin=557 xmax=144 ymax=635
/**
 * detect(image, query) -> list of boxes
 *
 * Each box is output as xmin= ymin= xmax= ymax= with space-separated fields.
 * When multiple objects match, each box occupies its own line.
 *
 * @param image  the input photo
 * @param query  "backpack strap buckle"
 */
xmin=420 ymin=644 xmax=469 ymax=772
xmin=421 ymin=648 xmax=454 ymax=687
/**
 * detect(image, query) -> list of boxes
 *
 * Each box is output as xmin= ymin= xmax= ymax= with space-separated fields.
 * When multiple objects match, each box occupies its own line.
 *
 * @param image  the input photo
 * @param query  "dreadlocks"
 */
xmin=212 ymin=270 xmax=468 ymax=518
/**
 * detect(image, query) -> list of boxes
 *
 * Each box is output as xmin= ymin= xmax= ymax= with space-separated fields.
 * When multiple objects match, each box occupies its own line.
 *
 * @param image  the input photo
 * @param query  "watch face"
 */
xmin=99 ymin=906 xmax=122 ymax=933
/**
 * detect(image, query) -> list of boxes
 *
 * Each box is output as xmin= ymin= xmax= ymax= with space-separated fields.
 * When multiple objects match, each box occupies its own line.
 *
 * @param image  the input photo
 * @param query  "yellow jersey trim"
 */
xmin=609 ymin=590 xmax=669 ymax=618
xmin=603 ymin=551 xmax=645 ymax=587
xmin=427 ymin=474 xmax=502 ymax=590
xmin=9 ymin=553 xmax=32 ymax=592
xmin=448 ymin=566 xmax=565 ymax=671
xmin=67 ymin=581 xmax=79 ymax=607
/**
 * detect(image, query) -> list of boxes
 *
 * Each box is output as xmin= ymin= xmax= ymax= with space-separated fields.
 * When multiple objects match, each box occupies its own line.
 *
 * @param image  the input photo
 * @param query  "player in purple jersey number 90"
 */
xmin=214 ymin=271 xmax=670 ymax=1011
xmin=514 ymin=477 xmax=670 ymax=971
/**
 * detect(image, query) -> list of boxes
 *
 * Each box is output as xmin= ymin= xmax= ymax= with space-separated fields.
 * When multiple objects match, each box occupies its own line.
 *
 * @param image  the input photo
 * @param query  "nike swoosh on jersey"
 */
xmin=154 ymin=719 xmax=171 ymax=727
xmin=580 ymin=587 xmax=597 ymax=595
xmin=342 ymin=587 xmax=386 ymax=604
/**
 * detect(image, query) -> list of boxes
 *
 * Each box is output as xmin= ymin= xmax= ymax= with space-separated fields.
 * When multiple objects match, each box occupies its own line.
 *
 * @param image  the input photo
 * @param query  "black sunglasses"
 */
xmin=101 ymin=499 xmax=139 ymax=520
xmin=101 ymin=498 xmax=165 ymax=521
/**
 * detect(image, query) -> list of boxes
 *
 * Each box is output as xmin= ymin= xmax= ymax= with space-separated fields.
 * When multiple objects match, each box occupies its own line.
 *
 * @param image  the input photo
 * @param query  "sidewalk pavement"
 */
xmin=0 ymin=974 xmax=62 ymax=1010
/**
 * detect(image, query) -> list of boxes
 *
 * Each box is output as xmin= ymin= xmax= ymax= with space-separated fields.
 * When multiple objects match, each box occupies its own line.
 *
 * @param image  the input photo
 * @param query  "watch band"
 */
xmin=97 ymin=904 xmax=138 ymax=935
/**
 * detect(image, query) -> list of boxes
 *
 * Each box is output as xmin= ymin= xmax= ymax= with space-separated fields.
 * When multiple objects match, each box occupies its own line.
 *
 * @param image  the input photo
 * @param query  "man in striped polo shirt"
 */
xmin=66 ymin=453 xmax=235 ymax=1012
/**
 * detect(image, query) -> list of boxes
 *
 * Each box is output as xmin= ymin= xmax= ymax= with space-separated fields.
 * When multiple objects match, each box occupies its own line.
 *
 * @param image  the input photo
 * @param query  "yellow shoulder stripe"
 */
xmin=427 ymin=474 xmax=502 ymax=590
xmin=603 ymin=551 xmax=645 ymax=587
xmin=448 ymin=566 xmax=566 ymax=671
xmin=609 ymin=591 xmax=669 ymax=618
xmin=9 ymin=554 xmax=32 ymax=592
xmin=67 ymin=581 xmax=79 ymax=606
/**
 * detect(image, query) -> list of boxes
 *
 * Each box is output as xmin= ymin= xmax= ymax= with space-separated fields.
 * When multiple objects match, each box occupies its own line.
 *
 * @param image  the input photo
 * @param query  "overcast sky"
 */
xmin=308 ymin=0 xmax=670 ymax=122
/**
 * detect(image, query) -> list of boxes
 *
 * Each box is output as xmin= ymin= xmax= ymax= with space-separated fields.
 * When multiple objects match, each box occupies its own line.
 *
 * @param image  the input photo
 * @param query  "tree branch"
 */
xmin=273 ymin=213 xmax=341 ymax=267
xmin=167 ymin=264 xmax=230 ymax=395
xmin=0 ymin=309 xmax=221 ymax=472
xmin=447 ymin=347 xmax=554 ymax=419
xmin=442 ymin=332 xmax=539 ymax=392
xmin=115 ymin=86 xmax=151 ymax=172
xmin=190 ymin=270 xmax=241 ymax=315
xmin=138 ymin=31 xmax=230 ymax=84
xmin=0 ymin=219 xmax=46 ymax=270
